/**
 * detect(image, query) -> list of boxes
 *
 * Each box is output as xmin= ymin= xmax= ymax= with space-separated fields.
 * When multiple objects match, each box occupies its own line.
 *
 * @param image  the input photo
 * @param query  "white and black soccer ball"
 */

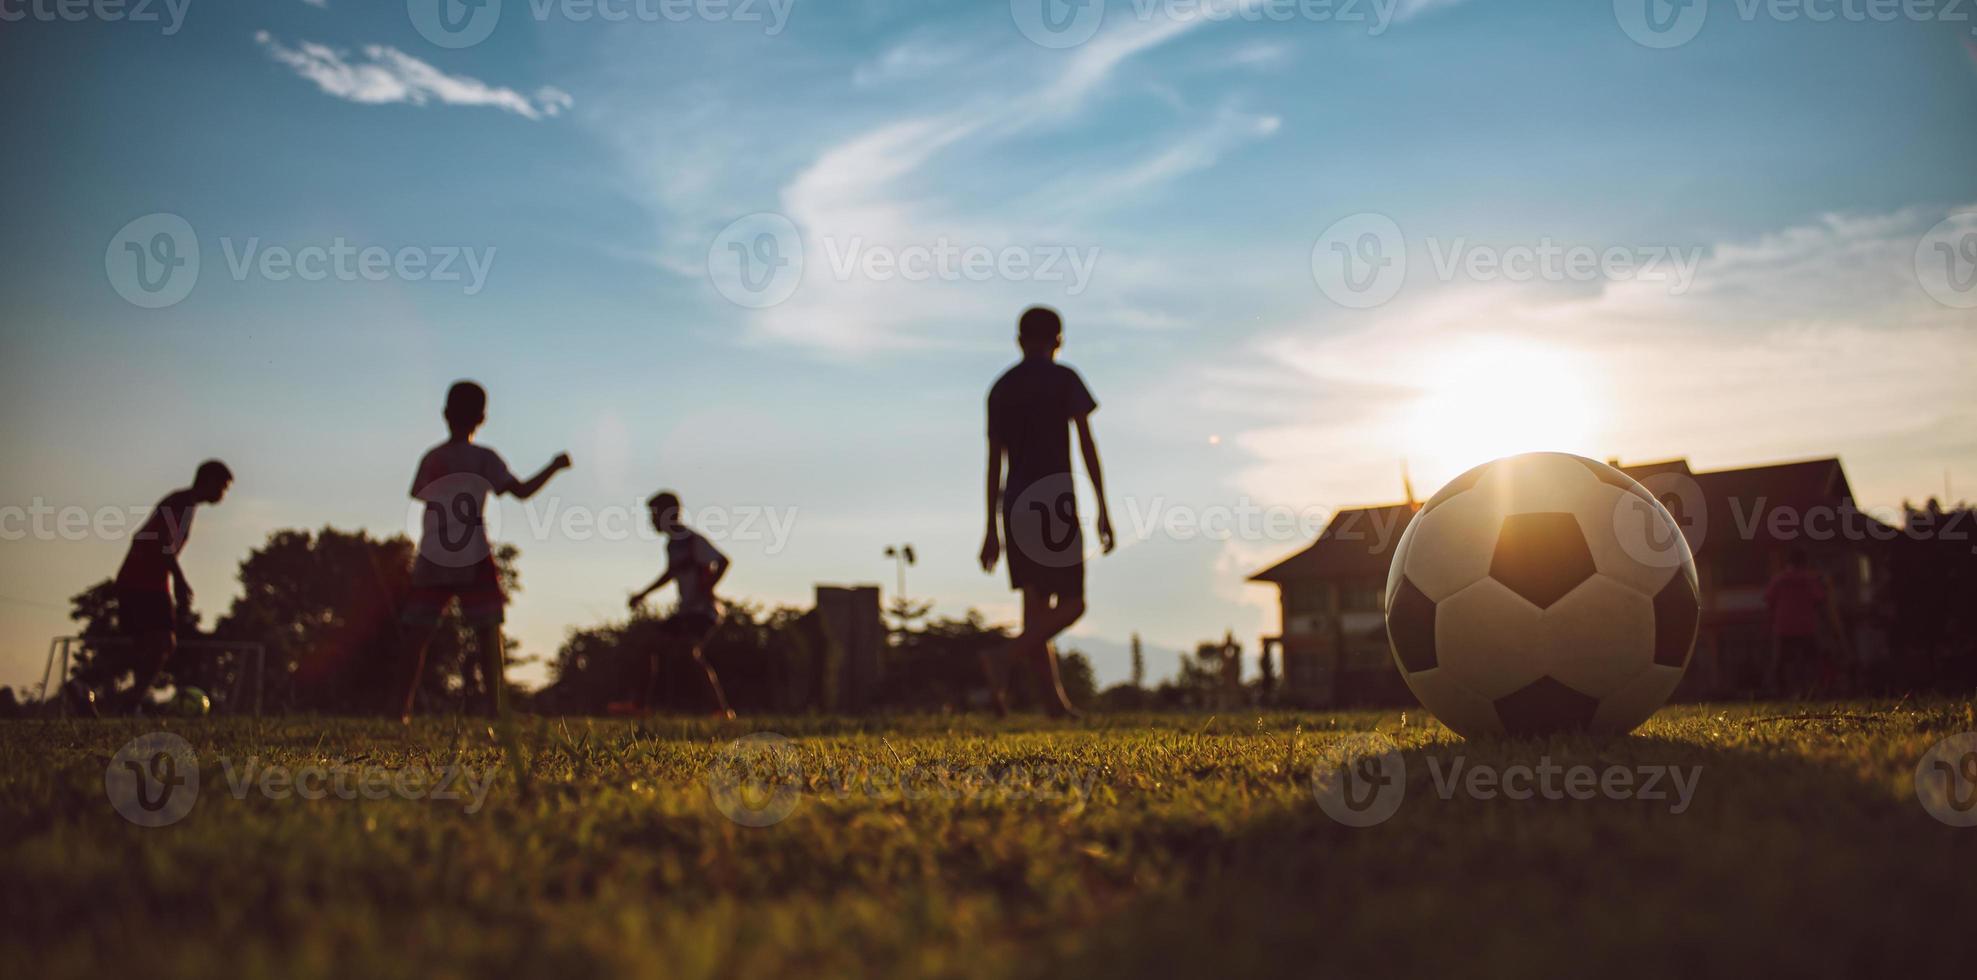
xmin=1384 ymin=452 xmax=1700 ymax=737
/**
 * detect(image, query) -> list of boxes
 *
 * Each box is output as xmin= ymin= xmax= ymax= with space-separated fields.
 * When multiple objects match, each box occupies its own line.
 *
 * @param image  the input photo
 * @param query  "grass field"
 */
xmin=4 ymin=701 xmax=1975 ymax=979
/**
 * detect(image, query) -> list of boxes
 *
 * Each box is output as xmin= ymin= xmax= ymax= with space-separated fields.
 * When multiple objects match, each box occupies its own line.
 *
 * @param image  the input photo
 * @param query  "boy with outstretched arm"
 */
xmin=390 ymin=380 xmax=570 ymax=723
xmin=629 ymin=491 xmax=735 ymax=719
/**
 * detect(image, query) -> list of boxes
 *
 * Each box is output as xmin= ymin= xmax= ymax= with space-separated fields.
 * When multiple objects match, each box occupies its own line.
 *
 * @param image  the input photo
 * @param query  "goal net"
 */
xmin=39 ymin=635 xmax=267 ymax=716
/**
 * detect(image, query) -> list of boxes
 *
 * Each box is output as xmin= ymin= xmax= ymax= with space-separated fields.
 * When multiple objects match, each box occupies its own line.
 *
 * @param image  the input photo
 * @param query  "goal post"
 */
xmin=41 ymin=635 xmax=266 ymax=717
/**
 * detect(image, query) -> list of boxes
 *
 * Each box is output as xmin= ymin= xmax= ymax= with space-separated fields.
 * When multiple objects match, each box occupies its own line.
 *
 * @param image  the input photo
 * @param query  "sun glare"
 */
xmin=1402 ymin=337 xmax=1598 ymax=483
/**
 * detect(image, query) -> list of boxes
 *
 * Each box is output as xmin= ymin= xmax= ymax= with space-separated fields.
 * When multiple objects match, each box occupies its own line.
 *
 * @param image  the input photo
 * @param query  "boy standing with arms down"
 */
xmin=979 ymin=306 xmax=1115 ymax=718
xmin=79 ymin=460 xmax=233 ymax=714
xmin=629 ymin=492 xmax=735 ymax=719
xmin=391 ymin=381 xmax=570 ymax=723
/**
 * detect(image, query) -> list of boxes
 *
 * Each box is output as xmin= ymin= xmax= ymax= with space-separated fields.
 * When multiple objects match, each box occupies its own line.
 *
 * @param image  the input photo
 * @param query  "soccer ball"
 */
xmin=170 ymin=686 xmax=212 ymax=717
xmin=1384 ymin=452 xmax=1700 ymax=737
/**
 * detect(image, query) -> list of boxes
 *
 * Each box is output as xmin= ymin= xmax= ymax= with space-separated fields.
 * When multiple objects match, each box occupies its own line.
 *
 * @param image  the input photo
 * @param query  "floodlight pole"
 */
xmin=882 ymin=544 xmax=916 ymax=601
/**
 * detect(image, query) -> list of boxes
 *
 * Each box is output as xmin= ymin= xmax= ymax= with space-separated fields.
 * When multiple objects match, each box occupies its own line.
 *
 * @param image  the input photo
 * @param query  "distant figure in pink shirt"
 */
xmin=1763 ymin=548 xmax=1830 ymax=697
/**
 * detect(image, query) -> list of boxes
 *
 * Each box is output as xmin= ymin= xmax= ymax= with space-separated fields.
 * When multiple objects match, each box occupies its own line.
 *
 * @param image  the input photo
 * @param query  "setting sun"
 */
xmin=1403 ymin=337 xmax=1599 ymax=482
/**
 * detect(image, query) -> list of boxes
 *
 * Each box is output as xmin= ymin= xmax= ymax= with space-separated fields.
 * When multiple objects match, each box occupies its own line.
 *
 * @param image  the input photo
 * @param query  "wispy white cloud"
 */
xmin=535 ymin=86 xmax=574 ymax=117
xmin=577 ymin=0 xmax=1478 ymax=353
xmin=852 ymin=36 xmax=972 ymax=88
xmin=1045 ymin=14 xmax=1204 ymax=112
xmin=1224 ymin=40 xmax=1292 ymax=69
xmin=750 ymin=12 xmax=1283 ymax=352
xmin=1060 ymin=105 xmax=1281 ymax=212
xmin=254 ymin=32 xmax=572 ymax=120
xmin=1230 ymin=203 xmax=1977 ymax=519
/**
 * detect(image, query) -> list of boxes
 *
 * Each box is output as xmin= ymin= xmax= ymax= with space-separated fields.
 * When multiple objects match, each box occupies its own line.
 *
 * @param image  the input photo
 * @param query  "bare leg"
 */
xmin=978 ymin=643 xmax=1012 ymax=718
xmin=691 ymin=645 xmax=735 ymax=720
xmin=464 ymin=646 xmax=487 ymax=704
xmin=390 ymin=622 xmax=443 ymax=723
xmin=995 ymin=589 xmax=1085 ymax=718
xmin=983 ymin=594 xmax=1046 ymax=716
xmin=474 ymin=625 xmax=507 ymax=720
xmin=642 ymin=647 xmax=663 ymax=715
xmin=473 ymin=623 xmax=532 ymax=798
xmin=1034 ymin=633 xmax=1083 ymax=720
xmin=123 ymin=630 xmax=175 ymax=715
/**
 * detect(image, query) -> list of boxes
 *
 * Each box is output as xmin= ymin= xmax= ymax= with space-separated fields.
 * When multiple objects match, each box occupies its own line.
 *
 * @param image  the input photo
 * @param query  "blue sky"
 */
xmin=2 ymin=0 xmax=1974 ymax=691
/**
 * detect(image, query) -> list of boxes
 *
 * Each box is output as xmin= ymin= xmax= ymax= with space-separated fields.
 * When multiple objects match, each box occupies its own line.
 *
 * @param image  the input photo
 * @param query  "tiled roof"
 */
xmin=1250 ymin=457 xmax=1871 ymax=583
xmin=1250 ymin=503 xmax=1417 ymax=583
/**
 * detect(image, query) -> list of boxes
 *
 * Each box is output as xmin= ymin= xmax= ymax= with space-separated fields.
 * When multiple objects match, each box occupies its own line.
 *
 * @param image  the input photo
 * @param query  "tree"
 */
xmin=536 ymin=602 xmax=819 ymax=715
xmin=210 ymin=527 xmax=520 ymax=713
xmin=538 ymin=605 xmax=1087 ymax=716
xmin=880 ymin=610 xmax=1009 ymax=711
xmin=1053 ymin=647 xmax=1099 ymax=708
xmin=1137 ymin=643 xmax=1227 ymax=709
xmin=62 ymin=527 xmax=528 ymax=713
xmin=884 ymin=596 xmax=934 ymax=631
xmin=65 ymin=579 xmax=205 ymax=699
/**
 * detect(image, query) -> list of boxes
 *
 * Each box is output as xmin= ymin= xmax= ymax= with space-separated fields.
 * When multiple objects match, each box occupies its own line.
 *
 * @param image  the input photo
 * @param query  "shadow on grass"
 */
xmin=1036 ymin=708 xmax=1977 ymax=980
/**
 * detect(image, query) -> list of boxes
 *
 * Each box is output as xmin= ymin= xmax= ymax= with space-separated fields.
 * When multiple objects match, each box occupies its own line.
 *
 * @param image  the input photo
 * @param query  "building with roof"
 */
xmin=1249 ymin=457 xmax=1890 ymax=706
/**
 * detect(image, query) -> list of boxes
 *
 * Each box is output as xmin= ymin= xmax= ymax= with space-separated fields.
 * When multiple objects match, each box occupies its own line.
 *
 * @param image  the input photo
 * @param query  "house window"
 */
xmin=1284 ymin=582 xmax=1329 ymax=615
xmin=1342 ymin=583 xmax=1381 ymax=612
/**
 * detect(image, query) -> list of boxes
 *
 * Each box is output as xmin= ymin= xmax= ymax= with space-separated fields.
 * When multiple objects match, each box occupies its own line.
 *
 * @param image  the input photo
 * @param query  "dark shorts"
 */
xmin=662 ymin=609 xmax=718 ymax=646
xmin=402 ymin=558 xmax=506 ymax=628
xmin=116 ymin=589 xmax=175 ymax=635
xmin=1002 ymin=478 xmax=1086 ymax=601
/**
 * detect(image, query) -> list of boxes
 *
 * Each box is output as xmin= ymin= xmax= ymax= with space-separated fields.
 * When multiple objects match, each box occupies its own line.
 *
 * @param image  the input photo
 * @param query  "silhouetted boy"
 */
xmin=979 ymin=306 xmax=1114 ymax=718
xmin=390 ymin=381 xmax=570 ymax=723
xmin=85 ymin=460 xmax=232 ymax=714
xmin=629 ymin=492 xmax=735 ymax=719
